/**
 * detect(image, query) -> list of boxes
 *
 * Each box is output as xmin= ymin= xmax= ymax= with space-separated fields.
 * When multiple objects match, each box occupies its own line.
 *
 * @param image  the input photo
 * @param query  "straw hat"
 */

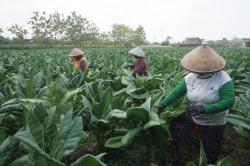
xmin=69 ymin=48 xmax=85 ymax=57
xmin=129 ymin=47 xmax=145 ymax=58
xmin=181 ymin=45 xmax=225 ymax=73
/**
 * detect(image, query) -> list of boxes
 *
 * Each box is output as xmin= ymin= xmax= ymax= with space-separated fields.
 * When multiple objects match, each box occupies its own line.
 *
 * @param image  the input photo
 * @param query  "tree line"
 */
xmin=0 ymin=11 xmax=147 ymax=47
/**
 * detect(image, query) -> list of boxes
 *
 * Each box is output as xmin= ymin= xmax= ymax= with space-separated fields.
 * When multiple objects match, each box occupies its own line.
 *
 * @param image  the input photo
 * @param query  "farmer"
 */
xmin=69 ymin=48 xmax=88 ymax=71
xmin=123 ymin=47 xmax=148 ymax=76
xmin=158 ymin=45 xmax=235 ymax=165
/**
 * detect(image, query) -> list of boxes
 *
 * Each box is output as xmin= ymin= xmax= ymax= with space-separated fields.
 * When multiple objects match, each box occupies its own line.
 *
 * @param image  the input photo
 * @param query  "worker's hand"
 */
xmin=122 ymin=64 xmax=129 ymax=68
xmin=185 ymin=105 xmax=204 ymax=116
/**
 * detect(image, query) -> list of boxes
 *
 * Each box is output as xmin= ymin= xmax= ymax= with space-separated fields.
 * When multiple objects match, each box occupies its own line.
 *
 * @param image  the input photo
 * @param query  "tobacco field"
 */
xmin=0 ymin=47 xmax=250 ymax=166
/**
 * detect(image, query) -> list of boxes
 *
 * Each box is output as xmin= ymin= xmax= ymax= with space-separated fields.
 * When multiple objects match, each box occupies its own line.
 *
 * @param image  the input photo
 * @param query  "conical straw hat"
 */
xmin=129 ymin=47 xmax=145 ymax=58
xmin=181 ymin=45 xmax=225 ymax=73
xmin=69 ymin=48 xmax=85 ymax=57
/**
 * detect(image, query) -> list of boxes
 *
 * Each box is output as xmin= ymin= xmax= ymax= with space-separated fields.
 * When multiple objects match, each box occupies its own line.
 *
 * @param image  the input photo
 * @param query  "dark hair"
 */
xmin=73 ymin=55 xmax=83 ymax=61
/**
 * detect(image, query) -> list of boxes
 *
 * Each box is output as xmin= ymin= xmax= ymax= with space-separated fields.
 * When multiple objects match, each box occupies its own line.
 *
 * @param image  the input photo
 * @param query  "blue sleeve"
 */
xmin=80 ymin=61 xmax=85 ymax=70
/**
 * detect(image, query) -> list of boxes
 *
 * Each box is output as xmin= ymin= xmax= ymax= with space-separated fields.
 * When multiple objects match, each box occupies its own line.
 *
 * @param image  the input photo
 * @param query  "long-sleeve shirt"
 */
xmin=73 ymin=59 xmax=88 ymax=71
xmin=159 ymin=71 xmax=235 ymax=125
xmin=128 ymin=59 xmax=148 ymax=76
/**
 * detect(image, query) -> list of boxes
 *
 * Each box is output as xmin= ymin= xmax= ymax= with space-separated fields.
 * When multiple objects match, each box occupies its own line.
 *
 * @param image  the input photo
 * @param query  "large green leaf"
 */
xmin=99 ymin=87 xmax=113 ymax=113
xmin=70 ymin=154 xmax=107 ymax=166
xmin=217 ymin=156 xmax=234 ymax=166
xmin=55 ymin=110 xmax=83 ymax=160
xmin=127 ymin=107 xmax=149 ymax=122
xmin=0 ymin=127 xmax=7 ymax=144
xmin=121 ymin=127 xmax=143 ymax=145
xmin=33 ymin=71 xmax=43 ymax=90
xmin=0 ymin=136 xmax=17 ymax=166
xmin=199 ymin=142 xmax=208 ymax=166
xmin=32 ymin=103 xmax=48 ymax=124
xmin=106 ymin=109 xmax=127 ymax=119
xmin=105 ymin=136 xmax=125 ymax=148
xmin=144 ymin=120 xmax=161 ymax=130
xmin=127 ymin=83 xmax=138 ymax=93
xmin=14 ymin=131 xmax=65 ymax=166
xmin=57 ymin=88 xmax=82 ymax=111
xmin=140 ymin=97 xmax=151 ymax=112
xmin=0 ymin=98 xmax=20 ymax=114
xmin=9 ymin=155 xmax=29 ymax=166
xmin=226 ymin=114 xmax=250 ymax=131
xmin=44 ymin=107 xmax=57 ymax=139
xmin=24 ymin=107 xmax=44 ymax=144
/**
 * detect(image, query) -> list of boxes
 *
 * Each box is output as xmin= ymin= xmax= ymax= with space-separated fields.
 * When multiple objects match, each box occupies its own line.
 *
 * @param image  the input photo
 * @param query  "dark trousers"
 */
xmin=170 ymin=113 xmax=225 ymax=165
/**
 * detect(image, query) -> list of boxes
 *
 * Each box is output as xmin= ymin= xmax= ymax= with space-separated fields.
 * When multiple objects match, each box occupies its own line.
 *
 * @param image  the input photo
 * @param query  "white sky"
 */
xmin=0 ymin=0 xmax=250 ymax=42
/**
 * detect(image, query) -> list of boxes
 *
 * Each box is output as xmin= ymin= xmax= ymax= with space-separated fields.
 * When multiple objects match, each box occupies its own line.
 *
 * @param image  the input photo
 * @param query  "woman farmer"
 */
xmin=158 ymin=45 xmax=235 ymax=164
xmin=123 ymin=47 xmax=148 ymax=76
xmin=69 ymin=48 xmax=88 ymax=71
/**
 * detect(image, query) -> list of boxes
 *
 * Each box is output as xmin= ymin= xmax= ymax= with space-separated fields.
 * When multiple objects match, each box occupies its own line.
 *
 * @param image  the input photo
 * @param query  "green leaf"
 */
xmin=0 ymin=136 xmax=17 ymax=166
xmin=0 ymin=127 xmax=7 ymax=144
xmin=55 ymin=110 xmax=83 ymax=160
xmin=57 ymin=88 xmax=82 ymax=111
xmin=226 ymin=114 xmax=250 ymax=131
xmin=140 ymin=97 xmax=151 ymax=112
xmin=185 ymin=161 xmax=196 ymax=166
xmin=24 ymin=107 xmax=44 ymax=144
xmin=9 ymin=155 xmax=29 ymax=166
xmin=121 ymin=76 xmax=131 ymax=86
xmin=44 ymin=107 xmax=57 ymax=139
xmin=14 ymin=131 xmax=65 ymax=166
xmin=99 ymin=87 xmax=113 ymax=113
xmin=60 ymin=73 xmax=69 ymax=86
xmin=216 ymin=156 xmax=234 ymax=166
xmin=144 ymin=121 xmax=161 ymax=130
xmin=150 ymin=163 xmax=158 ymax=166
xmin=127 ymin=107 xmax=149 ymax=122
xmin=33 ymin=72 xmax=43 ymax=90
xmin=70 ymin=154 xmax=107 ymax=166
xmin=95 ymin=153 xmax=106 ymax=160
xmin=199 ymin=142 xmax=208 ymax=166
xmin=0 ymin=98 xmax=20 ymax=114
xmin=32 ymin=103 xmax=48 ymax=124
xmin=121 ymin=127 xmax=143 ymax=145
xmin=105 ymin=136 xmax=125 ymax=149
xmin=96 ymin=119 xmax=110 ymax=130
xmin=106 ymin=109 xmax=127 ymax=119
xmin=127 ymin=83 xmax=138 ymax=93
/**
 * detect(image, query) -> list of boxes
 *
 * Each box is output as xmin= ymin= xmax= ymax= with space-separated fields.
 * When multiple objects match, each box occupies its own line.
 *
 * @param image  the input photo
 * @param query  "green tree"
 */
xmin=161 ymin=36 xmax=172 ymax=46
xmin=8 ymin=24 xmax=28 ymax=44
xmin=64 ymin=11 xmax=99 ymax=46
xmin=99 ymin=32 xmax=112 ymax=46
xmin=110 ymin=24 xmax=134 ymax=47
xmin=8 ymin=24 xmax=28 ymax=40
xmin=48 ymin=12 xmax=65 ymax=42
xmin=133 ymin=25 xmax=147 ymax=46
xmin=85 ymin=21 xmax=100 ymax=45
xmin=28 ymin=11 xmax=52 ymax=45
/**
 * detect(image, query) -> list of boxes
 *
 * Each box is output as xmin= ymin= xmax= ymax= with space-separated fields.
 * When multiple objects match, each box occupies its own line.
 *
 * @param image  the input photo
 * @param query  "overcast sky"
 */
xmin=0 ymin=0 xmax=249 ymax=42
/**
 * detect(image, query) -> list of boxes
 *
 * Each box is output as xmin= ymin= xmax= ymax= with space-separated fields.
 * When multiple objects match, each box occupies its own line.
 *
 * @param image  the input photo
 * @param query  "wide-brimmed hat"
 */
xmin=69 ymin=48 xmax=85 ymax=57
xmin=129 ymin=47 xmax=145 ymax=58
xmin=181 ymin=45 xmax=225 ymax=73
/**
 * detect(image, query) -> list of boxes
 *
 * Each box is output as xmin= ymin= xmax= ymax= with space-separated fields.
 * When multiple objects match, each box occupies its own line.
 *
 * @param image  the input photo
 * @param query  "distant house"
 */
xmin=241 ymin=38 xmax=250 ymax=47
xmin=180 ymin=37 xmax=202 ymax=47
xmin=229 ymin=37 xmax=244 ymax=47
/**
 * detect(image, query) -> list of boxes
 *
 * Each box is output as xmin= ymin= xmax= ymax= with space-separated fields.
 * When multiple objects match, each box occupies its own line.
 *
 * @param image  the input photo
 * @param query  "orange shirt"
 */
xmin=73 ymin=59 xmax=88 ymax=71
